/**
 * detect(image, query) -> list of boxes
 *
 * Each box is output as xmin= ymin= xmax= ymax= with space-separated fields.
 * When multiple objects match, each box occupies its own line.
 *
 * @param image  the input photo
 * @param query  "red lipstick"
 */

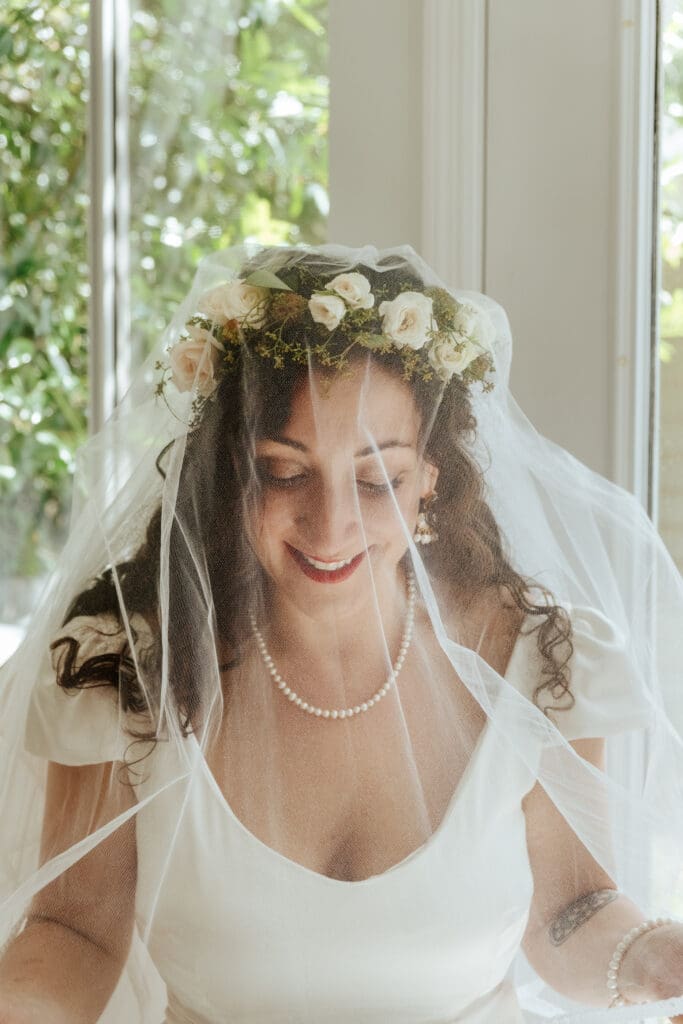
xmin=286 ymin=544 xmax=366 ymax=584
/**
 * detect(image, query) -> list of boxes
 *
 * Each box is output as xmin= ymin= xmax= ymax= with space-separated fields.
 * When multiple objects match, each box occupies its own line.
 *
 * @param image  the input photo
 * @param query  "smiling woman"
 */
xmin=1 ymin=242 xmax=683 ymax=1024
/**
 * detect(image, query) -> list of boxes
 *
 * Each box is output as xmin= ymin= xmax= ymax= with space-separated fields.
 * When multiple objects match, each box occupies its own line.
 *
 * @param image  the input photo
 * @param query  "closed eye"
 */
xmin=260 ymin=471 xmax=308 ymax=489
xmin=260 ymin=472 xmax=404 ymax=495
xmin=357 ymin=478 xmax=403 ymax=495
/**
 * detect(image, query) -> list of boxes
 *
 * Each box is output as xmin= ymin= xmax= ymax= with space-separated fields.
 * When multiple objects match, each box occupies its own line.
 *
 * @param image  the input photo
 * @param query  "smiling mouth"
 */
xmin=285 ymin=543 xmax=367 ymax=583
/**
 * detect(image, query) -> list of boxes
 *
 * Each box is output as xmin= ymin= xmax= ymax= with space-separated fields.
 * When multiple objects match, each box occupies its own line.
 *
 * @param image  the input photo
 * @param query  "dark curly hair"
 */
xmin=52 ymin=247 xmax=574 ymax=763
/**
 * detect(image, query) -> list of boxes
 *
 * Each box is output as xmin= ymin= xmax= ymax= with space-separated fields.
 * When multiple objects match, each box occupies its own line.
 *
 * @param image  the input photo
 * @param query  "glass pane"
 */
xmin=127 ymin=0 xmax=329 ymax=365
xmin=0 ymin=1 xmax=90 ymax=659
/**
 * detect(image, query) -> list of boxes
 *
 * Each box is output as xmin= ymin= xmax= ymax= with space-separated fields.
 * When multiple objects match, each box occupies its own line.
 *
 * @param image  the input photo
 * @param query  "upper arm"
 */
xmin=28 ymin=760 xmax=138 ymax=963
xmin=521 ymin=737 xmax=616 ymax=949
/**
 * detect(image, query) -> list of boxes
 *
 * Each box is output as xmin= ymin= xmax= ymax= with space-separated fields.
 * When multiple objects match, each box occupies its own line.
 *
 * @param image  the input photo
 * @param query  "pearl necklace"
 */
xmin=249 ymin=570 xmax=416 ymax=719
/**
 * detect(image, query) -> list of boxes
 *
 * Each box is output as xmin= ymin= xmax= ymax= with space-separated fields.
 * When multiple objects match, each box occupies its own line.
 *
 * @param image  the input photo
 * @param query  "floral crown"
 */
xmin=157 ymin=267 xmax=496 ymax=423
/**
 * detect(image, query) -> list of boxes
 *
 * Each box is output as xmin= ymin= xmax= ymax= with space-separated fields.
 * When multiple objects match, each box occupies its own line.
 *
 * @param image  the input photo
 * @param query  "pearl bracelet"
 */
xmin=607 ymin=916 xmax=677 ymax=1008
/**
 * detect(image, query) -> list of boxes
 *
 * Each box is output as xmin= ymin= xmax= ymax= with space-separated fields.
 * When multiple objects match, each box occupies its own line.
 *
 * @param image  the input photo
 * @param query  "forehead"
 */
xmin=283 ymin=363 xmax=421 ymax=450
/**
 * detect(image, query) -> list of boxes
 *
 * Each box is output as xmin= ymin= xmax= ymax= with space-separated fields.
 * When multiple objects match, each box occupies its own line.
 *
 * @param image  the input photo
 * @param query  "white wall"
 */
xmin=328 ymin=0 xmax=423 ymax=249
xmin=485 ymin=0 xmax=620 ymax=476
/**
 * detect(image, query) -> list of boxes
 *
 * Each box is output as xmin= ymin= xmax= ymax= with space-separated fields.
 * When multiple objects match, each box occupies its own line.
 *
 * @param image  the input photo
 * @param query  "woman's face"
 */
xmin=249 ymin=360 xmax=438 ymax=612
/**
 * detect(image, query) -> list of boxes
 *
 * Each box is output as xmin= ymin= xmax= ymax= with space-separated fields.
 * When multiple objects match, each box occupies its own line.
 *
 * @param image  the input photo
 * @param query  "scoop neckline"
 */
xmin=190 ymin=616 xmax=532 ymax=888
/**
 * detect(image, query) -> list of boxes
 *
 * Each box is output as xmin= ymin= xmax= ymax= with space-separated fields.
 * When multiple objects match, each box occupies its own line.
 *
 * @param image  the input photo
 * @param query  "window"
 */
xmin=0 ymin=0 xmax=329 ymax=662
xmin=0 ymin=3 xmax=90 ymax=650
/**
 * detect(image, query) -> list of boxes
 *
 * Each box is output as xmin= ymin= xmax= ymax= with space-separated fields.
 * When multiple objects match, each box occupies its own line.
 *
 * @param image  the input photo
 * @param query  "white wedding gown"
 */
xmin=23 ymin=603 xmax=652 ymax=1023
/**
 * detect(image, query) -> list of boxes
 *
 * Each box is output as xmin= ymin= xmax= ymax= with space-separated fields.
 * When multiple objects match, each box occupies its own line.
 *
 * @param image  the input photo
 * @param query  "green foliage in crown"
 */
xmin=156 ymin=269 xmax=497 ymax=425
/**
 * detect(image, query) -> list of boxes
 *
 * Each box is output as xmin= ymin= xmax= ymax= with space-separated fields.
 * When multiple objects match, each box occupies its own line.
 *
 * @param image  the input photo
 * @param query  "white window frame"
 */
xmin=612 ymin=0 xmax=661 ymax=516
xmin=422 ymin=0 xmax=487 ymax=293
xmin=88 ymin=0 xmax=131 ymax=433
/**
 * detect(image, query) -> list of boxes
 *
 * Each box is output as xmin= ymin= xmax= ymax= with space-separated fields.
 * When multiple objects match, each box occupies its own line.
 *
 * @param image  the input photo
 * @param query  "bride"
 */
xmin=0 ymin=242 xmax=682 ymax=1023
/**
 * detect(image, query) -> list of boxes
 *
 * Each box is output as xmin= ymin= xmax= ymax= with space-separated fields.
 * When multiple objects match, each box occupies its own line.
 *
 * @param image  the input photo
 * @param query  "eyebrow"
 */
xmin=260 ymin=436 xmax=414 ymax=458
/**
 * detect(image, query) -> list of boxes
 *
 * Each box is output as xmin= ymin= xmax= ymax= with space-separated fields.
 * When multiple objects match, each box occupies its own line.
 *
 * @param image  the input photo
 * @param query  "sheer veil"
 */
xmin=1 ymin=241 xmax=682 ymax=1023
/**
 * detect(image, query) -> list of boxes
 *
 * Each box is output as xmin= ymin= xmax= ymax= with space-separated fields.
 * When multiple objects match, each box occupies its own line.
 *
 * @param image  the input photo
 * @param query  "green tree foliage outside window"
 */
xmin=0 ymin=0 xmax=328 ymax=607
xmin=127 ymin=0 xmax=329 ymax=359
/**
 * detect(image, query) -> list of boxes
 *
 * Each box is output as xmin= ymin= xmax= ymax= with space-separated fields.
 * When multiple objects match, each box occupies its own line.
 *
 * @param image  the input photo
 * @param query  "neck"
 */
xmin=256 ymin=564 xmax=414 ymax=708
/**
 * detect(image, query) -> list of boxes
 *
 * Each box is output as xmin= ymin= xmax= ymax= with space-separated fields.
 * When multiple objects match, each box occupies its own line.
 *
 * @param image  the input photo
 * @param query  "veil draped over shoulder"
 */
xmin=1 ymin=242 xmax=683 ymax=1023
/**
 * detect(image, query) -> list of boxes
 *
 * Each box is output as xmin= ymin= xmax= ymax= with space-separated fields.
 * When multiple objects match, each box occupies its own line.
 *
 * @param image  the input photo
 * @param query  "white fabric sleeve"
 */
xmin=511 ymin=603 xmax=655 ymax=741
xmin=23 ymin=614 xmax=144 ymax=766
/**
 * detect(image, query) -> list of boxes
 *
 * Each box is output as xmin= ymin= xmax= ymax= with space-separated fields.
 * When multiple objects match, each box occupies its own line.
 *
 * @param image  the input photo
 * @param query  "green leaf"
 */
xmin=0 ymin=28 xmax=13 ymax=60
xmin=243 ymin=269 xmax=292 ymax=291
xmin=282 ymin=0 xmax=326 ymax=36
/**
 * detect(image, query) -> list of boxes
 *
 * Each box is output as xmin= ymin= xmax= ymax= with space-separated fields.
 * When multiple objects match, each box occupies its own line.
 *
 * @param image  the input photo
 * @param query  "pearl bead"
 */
xmin=606 ymin=916 xmax=679 ymax=1007
xmin=249 ymin=569 xmax=416 ymax=721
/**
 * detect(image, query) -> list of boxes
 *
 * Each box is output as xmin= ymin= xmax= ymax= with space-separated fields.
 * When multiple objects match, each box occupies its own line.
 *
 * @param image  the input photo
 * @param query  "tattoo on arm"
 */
xmin=548 ymin=889 xmax=619 ymax=946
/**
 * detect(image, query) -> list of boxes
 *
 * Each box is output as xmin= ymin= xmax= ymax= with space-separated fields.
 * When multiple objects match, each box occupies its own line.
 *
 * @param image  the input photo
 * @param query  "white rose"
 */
xmin=198 ymin=280 xmax=269 ymax=328
xmin=378 ymin=292 xmax=433 ymax=350
xmin=308 ymin=293 xmax=347 ymax=331
xmin=453 ymin=300 xmax=496 ymax=353
xmin=169 ymin=326 xmax=220 ymax=397
xmin=427 ymin=336 xmax=480 ymax=382
xmin=327 ymin=272 xmax=374 ymax=310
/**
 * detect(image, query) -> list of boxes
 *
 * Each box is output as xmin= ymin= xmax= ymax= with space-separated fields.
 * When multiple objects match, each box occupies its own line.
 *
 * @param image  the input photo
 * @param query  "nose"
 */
xmin=299 ymin=474 xmax=364 ymax=557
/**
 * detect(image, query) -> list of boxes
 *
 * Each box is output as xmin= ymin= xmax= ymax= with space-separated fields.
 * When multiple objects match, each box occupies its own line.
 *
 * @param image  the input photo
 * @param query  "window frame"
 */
xmin=88 ymin=0 xmax=131 ymax=433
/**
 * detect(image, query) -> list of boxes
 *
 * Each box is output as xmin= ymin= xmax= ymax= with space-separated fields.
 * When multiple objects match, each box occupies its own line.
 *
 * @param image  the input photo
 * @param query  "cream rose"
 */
xmin=197 ymin=280 xmax=268 ymax=328
xmin=308 ymin=293 xmax=347 ymax=331
xmin=169 ymin=326 xmax=220 ymax=397
xmin=427 ymin=336 xmax=480 ymax=382
xmin=378 ymin=292 xmax=433 ymax=350
xmin=453 ymin=300 xmax=496 ymax=353
xmin=327 ymin=273 xmax=374 ymax=310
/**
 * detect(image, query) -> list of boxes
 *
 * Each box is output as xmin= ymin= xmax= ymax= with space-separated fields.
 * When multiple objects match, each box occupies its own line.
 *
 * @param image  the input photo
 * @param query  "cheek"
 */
xmin=246 ymin=494 xmax=293 ymax=554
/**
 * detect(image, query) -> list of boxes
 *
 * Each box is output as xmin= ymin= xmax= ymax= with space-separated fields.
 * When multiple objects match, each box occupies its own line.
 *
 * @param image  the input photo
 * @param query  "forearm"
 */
xmin=524 ymin=889 xmax=648 ymax=1005
xmin=0 ymin=918 xmax=124 ymax=1024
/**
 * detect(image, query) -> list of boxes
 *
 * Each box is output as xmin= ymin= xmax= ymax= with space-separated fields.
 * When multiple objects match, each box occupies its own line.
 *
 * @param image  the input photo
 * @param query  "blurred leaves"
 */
xmin=127 ymin=0 xmax=328 ymax=360
xmin=0 ymin=0 xmax=90 ymax=586
xmin=0 ymin=0 xmax=328 ymax=585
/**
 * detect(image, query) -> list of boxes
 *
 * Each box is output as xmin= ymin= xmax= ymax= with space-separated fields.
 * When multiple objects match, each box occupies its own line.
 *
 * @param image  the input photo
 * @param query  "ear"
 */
xmin=420 ymin=460 xmax=439 ymax=499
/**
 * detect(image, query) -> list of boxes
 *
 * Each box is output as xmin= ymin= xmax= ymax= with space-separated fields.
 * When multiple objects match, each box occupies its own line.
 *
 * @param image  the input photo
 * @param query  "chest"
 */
xmin=204 ymin=664 xmax=488 ymax=881
xmin=134 ymin=721 xmax=536 ymax=1023
xmin=203 ymin=595 xmax=525 ymax=883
